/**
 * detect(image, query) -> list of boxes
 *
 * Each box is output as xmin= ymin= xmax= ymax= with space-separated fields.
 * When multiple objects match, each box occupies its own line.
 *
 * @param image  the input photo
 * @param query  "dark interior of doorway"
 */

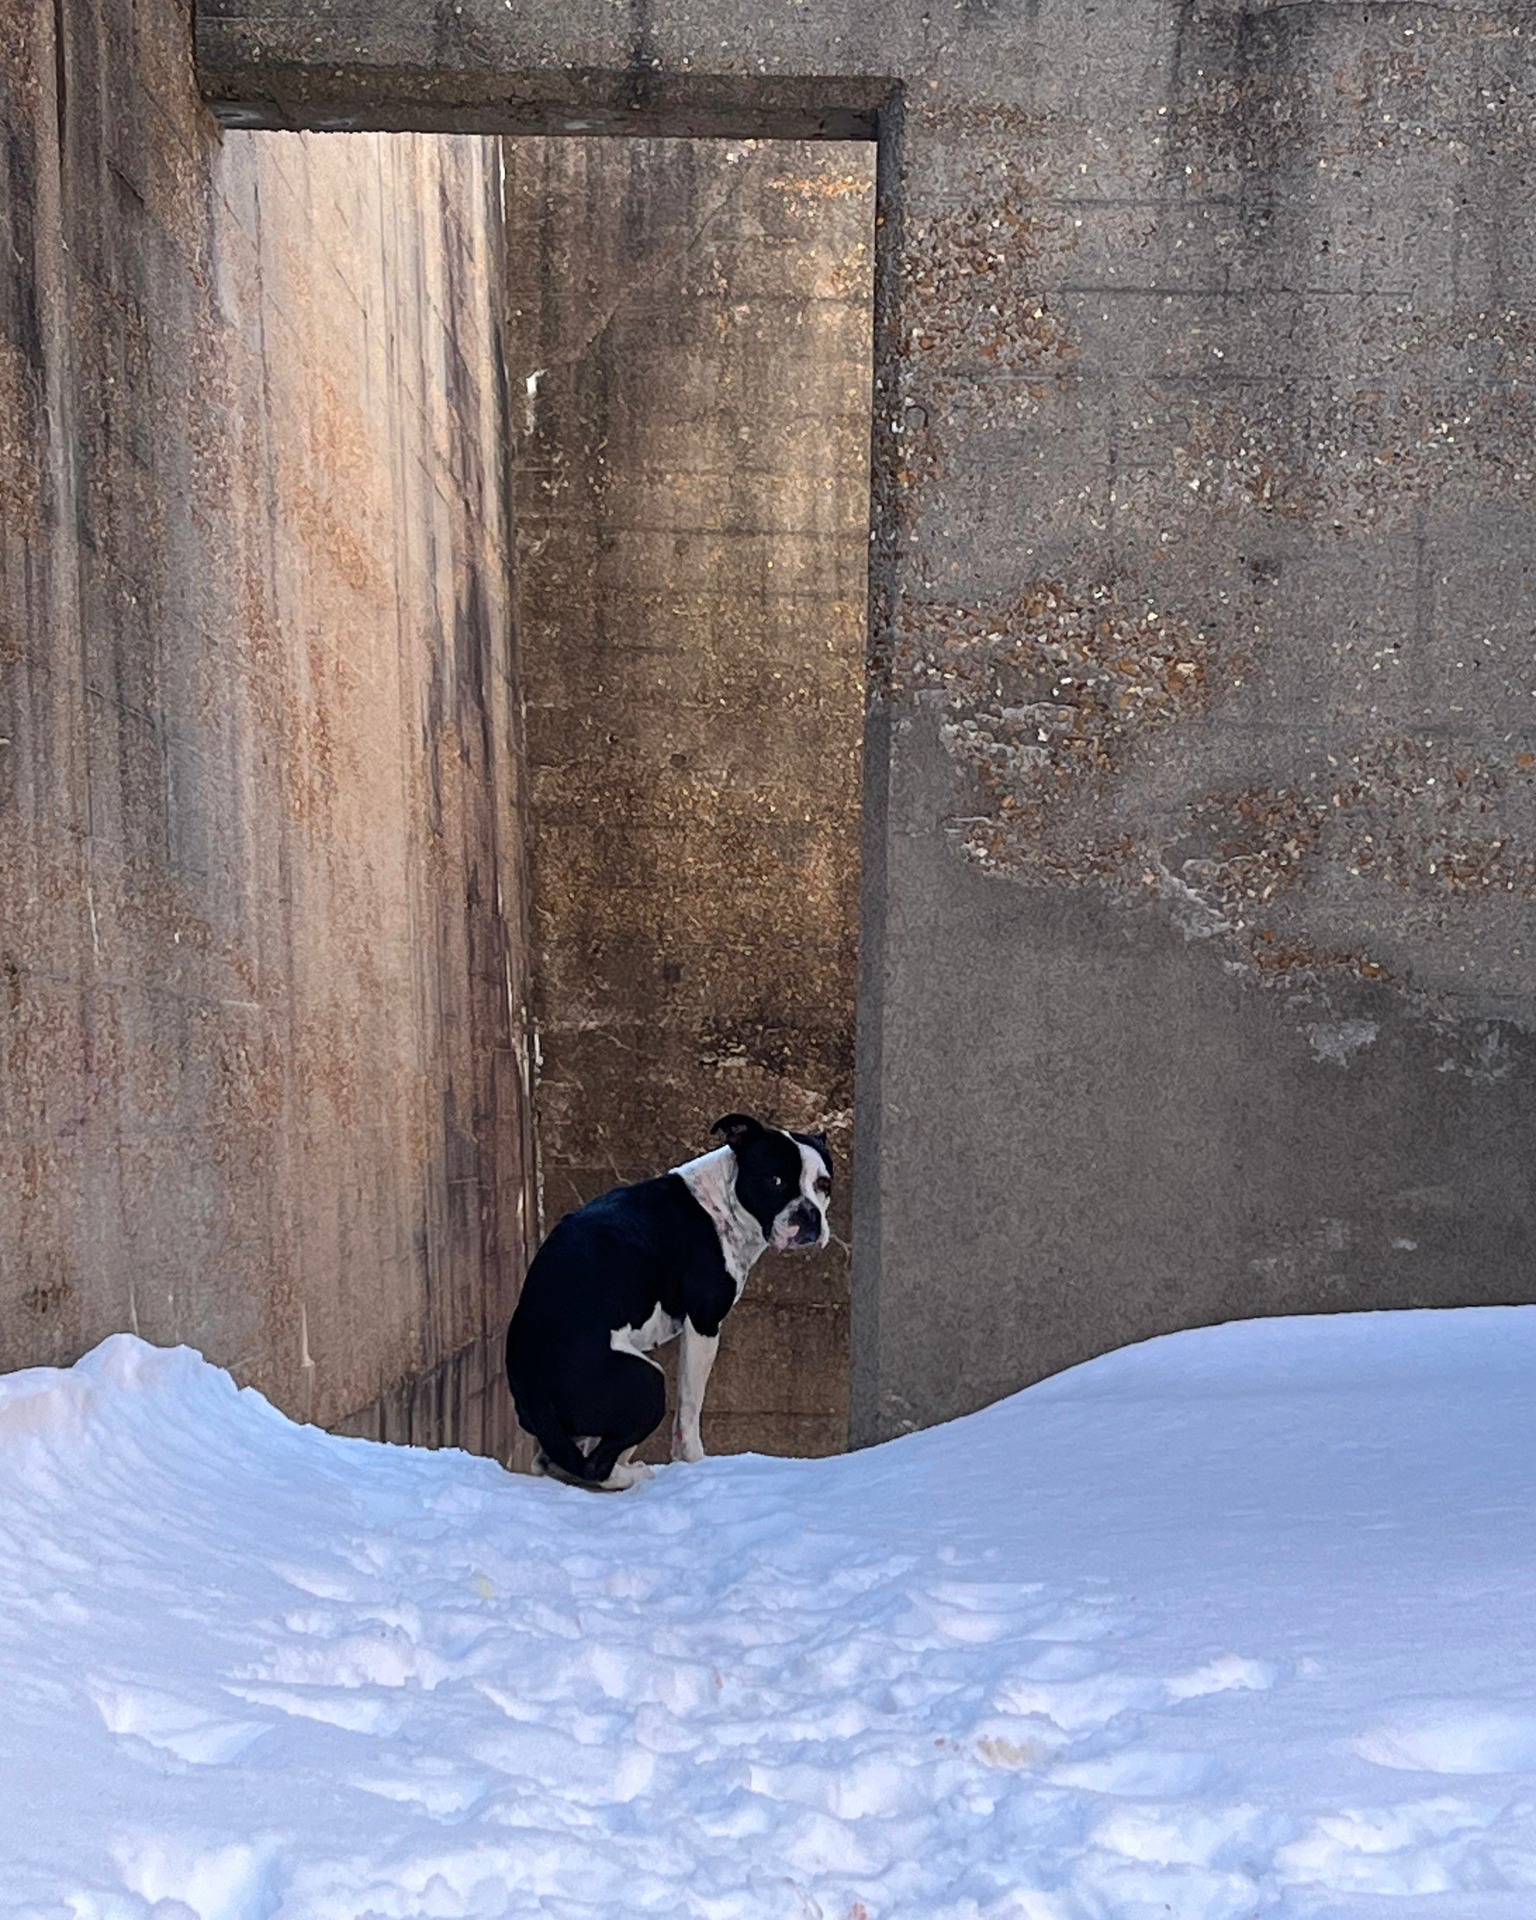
xmin=504 ymin=135 xmax=874 ymax=1459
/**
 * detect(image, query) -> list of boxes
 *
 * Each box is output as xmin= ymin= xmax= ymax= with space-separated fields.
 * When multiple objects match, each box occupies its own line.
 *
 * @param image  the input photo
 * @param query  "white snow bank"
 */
xmin=4 ymin=1309 xmax=1536 ymax=1919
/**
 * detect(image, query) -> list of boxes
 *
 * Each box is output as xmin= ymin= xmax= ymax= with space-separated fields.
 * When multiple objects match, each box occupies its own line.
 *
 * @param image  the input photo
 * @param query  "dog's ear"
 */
xmin=800 ymin=1130 xmax=831 ymax=1169
xmin=711 ymin=1113 xmax=763 ymax=1154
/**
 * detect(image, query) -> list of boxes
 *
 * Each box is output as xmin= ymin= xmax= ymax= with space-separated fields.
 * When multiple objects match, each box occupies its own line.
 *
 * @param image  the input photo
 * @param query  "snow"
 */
xmin=4 ymin=1309 xmax=1536 ymax=1919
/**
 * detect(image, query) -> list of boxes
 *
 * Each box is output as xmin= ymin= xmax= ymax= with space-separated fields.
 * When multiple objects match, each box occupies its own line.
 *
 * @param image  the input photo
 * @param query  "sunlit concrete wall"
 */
xmin=505 ymin=138 xmax=871 ymax=1456
xmin=0 ymin=0 xmax=533 ymax=1450
xmin=196 ymin=0 xmax=1536 ymax=1446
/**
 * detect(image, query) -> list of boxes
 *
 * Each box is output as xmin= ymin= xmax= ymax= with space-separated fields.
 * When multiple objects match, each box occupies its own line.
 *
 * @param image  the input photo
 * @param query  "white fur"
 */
xmin=674 ymin=1136 xmax=832 ymax=1267
xmin=601 ymin=1451 xmax=653 ymax=1492
xmin=672 ymin=1322 xmax=719 ymax=1464
xmin=536 ymin=1438 xmax=653 ymax=1493
xmin=769 ymin=1138 xmax=832 ymax=1251
xmin=610 ymin=1302 xmax=680 ymax=1369
xmin=663 ymin=1133 xmax=831 ymax=1466
xmin=671 ymin=1144 xmax=767 ymax=1292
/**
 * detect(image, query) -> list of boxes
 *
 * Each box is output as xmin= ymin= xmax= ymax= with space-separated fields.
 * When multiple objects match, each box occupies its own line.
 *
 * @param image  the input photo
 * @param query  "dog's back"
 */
xmin=506 ymin=1175 xmax=725 ymax=1482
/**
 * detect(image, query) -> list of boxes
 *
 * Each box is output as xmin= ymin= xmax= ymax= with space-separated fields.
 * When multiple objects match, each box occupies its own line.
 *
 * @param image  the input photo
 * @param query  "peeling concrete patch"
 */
xmin=921 ymin=640 xmax=1534 ymax=1001
xmin=1306 ymin=1019 xmax=1380 ymax=1068
xmin=893 ymin=585 xmax=1416 ymax=990
xmin=1159 ymin=745 xmax=1536 ymax=992
xmin=1150 ymin=862 xmax=1229 ymax=943
xmin=1182 ymin=787 xmax=1330 ymax=920
xmin=1134 ymin=312 xmax=1536 ymax=540
xmin=1437 ymin=1025 xmax=1518 ymax=1084
xmin=901 ymin=196 xmax=1079 ymax=380
xmin=896 ymin=579 xmax=1219 ymax=858
xmin=1333 ymin=742 xmax=1536 ymax=902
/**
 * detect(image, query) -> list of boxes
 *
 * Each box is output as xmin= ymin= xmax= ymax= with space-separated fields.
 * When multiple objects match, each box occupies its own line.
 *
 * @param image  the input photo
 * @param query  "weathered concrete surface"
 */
xmin=1 ymin=0 xmax=534 ymax=1451
xmin=506 ymin=138 xmax=870 ymax=1457
xmin=173 ymin=2 xmax=1536 ymax=1442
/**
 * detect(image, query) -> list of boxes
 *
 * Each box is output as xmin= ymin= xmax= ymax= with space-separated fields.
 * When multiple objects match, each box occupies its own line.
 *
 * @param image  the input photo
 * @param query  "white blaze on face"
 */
xmin=769 ymin=1136 xmax=832 ymax=1250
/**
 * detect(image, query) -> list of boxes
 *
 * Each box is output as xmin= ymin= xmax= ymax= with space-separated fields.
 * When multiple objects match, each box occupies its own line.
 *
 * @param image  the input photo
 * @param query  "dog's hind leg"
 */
xmin=579 ymin=1351 xmax=666 ymax=1490
xmin=509 ymin=1382 xmax=594 ymax=1485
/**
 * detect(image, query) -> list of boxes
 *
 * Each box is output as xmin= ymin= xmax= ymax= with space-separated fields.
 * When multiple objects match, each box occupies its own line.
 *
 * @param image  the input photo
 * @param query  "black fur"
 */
xmin=505 ymin=1174 xmax=726 ymax=1485
xmin=505 ymin=1116 xmax=831 ymax=1486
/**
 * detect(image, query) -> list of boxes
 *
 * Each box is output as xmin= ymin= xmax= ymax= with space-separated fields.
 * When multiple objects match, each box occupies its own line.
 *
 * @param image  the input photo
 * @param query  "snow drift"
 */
xmin=4 ymin=1308 xmax=1536 ymax=1918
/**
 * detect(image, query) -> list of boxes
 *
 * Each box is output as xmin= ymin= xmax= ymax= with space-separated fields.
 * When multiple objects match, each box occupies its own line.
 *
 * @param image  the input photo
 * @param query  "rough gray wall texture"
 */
xmin=504 ymin=137 xmax=871 ymax=1458
xmin=1 ymin=0 xmax=534 ymax=1451
xmin=180 ymin=1 xmax=1536 ymax=1442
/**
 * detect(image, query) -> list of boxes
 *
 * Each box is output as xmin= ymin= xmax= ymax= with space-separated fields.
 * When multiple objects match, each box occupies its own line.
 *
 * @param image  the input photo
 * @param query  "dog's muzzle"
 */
xmin=780 ymin=1201 xmax=826 ymax=1249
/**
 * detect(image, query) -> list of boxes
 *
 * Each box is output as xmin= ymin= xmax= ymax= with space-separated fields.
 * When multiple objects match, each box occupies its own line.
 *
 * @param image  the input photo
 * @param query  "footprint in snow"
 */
xmin=1355 ymin=1706 xmax=1536 ymax=1776
xmin=350 ymin=1755 xmax=495 ymax=1821
xmin=255 ymin=1623 xmax=434 ymax=1690
xmin=1052 ymin=1744 xmax=1223 ymax=1796
xmin=1090 ymin=1795 xmax=1281 ymax=1871
xmin=268 ymin=1560 xmax=364 ymax=1603
xmin=1014 ymin=1642 xmax=1112 ymax=1682
xmin=1275 ymin=1796 xmax=1506 ymax=1897
xmin=990 ymin=1665 xmax=1166 ymax=1736
xmin=1165 ymin=1653 xmax=1279 ymax=1702
xmin=89 ymin=1680 xmax=270 ymax=1766
xmin=225 ymin=1681 xmax=406 ymax=1736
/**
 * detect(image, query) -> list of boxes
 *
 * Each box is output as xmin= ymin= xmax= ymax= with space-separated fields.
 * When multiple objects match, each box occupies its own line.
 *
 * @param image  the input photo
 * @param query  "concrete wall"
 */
xmin=141 ymin=0 xmax=1536 ymax=1448
xmin=862 ymin=4 xmax=1536 ymax=1438
xmin=505 ymin=138 xmax=871 ymax=1456
xmin=1 ymin=0 xmax=534 ymax=1450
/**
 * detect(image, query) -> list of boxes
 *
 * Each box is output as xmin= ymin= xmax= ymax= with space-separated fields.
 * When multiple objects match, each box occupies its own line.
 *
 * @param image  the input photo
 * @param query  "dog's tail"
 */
xmin=509 ymin=1378 xmax=595 ymax=1483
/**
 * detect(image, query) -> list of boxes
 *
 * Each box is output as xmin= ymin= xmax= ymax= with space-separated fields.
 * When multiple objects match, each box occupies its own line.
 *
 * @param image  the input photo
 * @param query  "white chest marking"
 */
xmin=671 ymin=1144 xmax=767 ymax=1293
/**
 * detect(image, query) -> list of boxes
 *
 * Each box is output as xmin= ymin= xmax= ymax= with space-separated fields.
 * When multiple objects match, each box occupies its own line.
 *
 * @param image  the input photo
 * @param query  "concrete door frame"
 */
xmin=198 ymin=27 xmax=913 ymax=1442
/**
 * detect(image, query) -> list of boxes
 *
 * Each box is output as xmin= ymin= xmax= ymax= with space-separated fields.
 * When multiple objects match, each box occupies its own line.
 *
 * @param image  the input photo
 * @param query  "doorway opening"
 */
xmin=506 ymin=136 xmax=874 ymax=1458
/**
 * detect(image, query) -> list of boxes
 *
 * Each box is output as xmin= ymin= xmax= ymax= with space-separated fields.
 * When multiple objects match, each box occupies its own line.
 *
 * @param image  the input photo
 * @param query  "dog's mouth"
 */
xmin=773 ymin=1209 xmax=826 ymax=1251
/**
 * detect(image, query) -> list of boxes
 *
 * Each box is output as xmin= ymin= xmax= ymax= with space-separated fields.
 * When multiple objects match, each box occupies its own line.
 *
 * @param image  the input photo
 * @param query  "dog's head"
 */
xmin=711 ymin=1113 xmax=832 ymax=1251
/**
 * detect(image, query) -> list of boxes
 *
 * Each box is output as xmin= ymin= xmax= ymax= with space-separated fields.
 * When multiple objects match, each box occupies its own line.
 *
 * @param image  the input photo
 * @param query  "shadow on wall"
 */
xmin=505 ymin=135 xmax=874 ymax=1460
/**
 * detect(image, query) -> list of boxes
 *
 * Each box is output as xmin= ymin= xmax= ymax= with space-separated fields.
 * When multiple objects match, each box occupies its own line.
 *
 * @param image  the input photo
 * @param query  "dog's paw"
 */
xmin=600 ymin=1460 xmax=655 ymax=1492
xmin=671 ymin=1432 xmax=706 ymax=1465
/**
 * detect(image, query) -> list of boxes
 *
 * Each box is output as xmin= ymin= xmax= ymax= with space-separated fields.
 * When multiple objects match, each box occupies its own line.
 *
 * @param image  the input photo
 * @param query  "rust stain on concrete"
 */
xmin=896 ymin=579 xmax=1218 ymax=855
xmin=903 ymin=198 xmax=1078 ymax=378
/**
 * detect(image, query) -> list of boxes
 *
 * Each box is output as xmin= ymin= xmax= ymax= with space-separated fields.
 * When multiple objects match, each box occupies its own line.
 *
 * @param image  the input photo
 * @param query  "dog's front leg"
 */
xmin=672 ymin=1319 xmax=719 ymax=1463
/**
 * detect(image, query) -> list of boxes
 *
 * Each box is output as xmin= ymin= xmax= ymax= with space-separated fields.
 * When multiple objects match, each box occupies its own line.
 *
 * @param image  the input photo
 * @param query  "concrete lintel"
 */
xmin=200 ymin=66 xmax=890 ymax=138
xmin=196 ymin=3 xmax=897 ymax=136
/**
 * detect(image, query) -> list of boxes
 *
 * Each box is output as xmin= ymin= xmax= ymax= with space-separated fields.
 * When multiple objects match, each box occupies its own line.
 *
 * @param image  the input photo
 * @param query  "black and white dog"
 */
xmin=505 ymin=1113 xmax=832 ymax=1490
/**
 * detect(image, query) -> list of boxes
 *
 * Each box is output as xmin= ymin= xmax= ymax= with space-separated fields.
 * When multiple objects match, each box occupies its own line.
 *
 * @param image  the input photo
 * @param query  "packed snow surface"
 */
xmin=5 ymin=1310 xmax=1536 ymax=1919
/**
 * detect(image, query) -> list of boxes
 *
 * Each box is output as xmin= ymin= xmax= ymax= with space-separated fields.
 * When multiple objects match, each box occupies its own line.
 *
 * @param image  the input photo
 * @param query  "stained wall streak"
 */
xmin=0 ymin=0 xmax=534 ymax=1451
xmin=504 ymin=138 xmax=871 ymax=1458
